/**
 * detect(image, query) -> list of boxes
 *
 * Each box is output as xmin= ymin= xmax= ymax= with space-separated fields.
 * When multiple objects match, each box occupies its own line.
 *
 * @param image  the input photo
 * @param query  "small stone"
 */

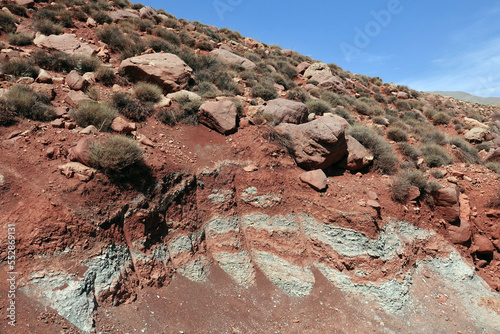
xmin=299 ymin=169 xmax=328 ymax=192
xmin=368 ymin=191 xmax=378 ymax=201
xmin=6 ymin=130 xmax=21 ymax=139
xmin=64 ymin=122 xmax=76 ymax=130
xmin=243 ymin=164 xmax=258 ymax=172
xmin=438 ymin=295 xmax=448 ymax=303
xmin=80 ymin=125 xmax=98 ymax=135
xmin=36 ymin=69 xmax=52 ymax=83
xmin=447 ymin=176 xmax=458 ymax=184
xmin=139 ymin=137 xmax=155 ymax=147
xmin=111 ymin=117 xmax=135 ymax=133
xmin=51 ymin=119 xmax=65 ymax=128
xmin=451 ymin=171 xmax=465 ymax=178
xmin=46 ymin=146 xmax=56 ymax=159
xmin=408 ymin=186 xmax=421 ymax=201
xmin=16 ymin=77 xmax=34 ymax=84
xmin=367 ymin=200 xmax=381 ymax=209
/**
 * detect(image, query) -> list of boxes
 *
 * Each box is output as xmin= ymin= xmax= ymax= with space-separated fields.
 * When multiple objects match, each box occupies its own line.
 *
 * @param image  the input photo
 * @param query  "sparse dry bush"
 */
xmin=89 ymin=135 xmax=144 ymax=175
xmin=71 ymin=101 xmax=117 ymax=131
xmin=421 ymin=143 xmax=454 ymax=167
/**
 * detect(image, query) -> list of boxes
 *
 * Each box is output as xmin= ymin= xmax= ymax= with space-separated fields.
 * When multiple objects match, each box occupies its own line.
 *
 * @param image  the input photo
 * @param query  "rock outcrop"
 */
xmin=262 ymin=98 xmax=308 ymax=124
xmin=211 ymin=49 xmax=257 ymax=70
xmin=35 ymin=33 xmax=97 ymax=56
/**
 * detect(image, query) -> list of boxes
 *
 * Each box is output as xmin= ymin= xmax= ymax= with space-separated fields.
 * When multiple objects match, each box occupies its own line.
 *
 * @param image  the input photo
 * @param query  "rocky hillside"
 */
xmin=428 ymin=91 xmax=500 ymax=107
xmin=1 ymin=1 xmax=500 ymax=333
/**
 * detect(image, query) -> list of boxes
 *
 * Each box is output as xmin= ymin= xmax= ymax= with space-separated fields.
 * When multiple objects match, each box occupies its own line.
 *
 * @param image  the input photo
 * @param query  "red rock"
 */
xmin=139 ymin=137 xmax=155 ymax=147
xmin=397 ymin=91 xmax=409 ymax=99
xmin=451 ymin=170 xmax=465 ymax=178
xmin=15 ymin=0 xmax=35 ymax=7
xmin=65 ymin=91 xmax=93 ymax=106
xmin=309 ymin=72 xmax=347 ymax=94
xmin=139 ymin=6 xmax=159 ymax=21
xmin=343 ymin=135 xmax=373 ymax=171
xmin=243 ymin=164 xmax=258 ymax=172
xmin=304 ymin=62 xmax=331 ymax=79
xmin=211 ymin=49 xmax=256 ymax=70
xmin=299 ymin=169 xmax=328 ymax=192
xmin=486 ymin=210 xmax=500 ymax=218
xmin=367 ymin=200 xmax=381 ymax=209
xmin=368 ymin=191 xmax=378 ymax=201
xmin=109 ymin=10 xmax=140 ymax=22
xmin=448 ymin=220 xmax=471 ymax=245
xmin=408 ymin=186 xmax=421 ymax=201
xmin=198 ymin=100 xmax=238 ymax=135
xmin=262 ymin=99 xmax=308 ymax=124
xmin=432 ymin=185 xmax=460 ymax=223
xmin=46 ymin=146 xmax=56 ymax=159
xmin=119 ymin=53 xmax=192 ymax=93
xmin=58 ymin=162 xmax=96 ymax=182
xmin=459 ymin=194 xmax=471 ymax=222
xmin=51 ymin=119 xmax=65 ymax=128
xmin=6 ymin=130 xmax=21 ymax=139
xmin=36 ymin=34 xmax=97 ymax=57
xmin=438 ymin=295 xmax=448 ymax=303
xmin=111 ymin=117 xmax=135 ymax=133
xmin=66 ymin=70 xmax=90 ymax=91
xmin=493 ymin=240 xmax=500 ymax=251
xmin=239 ymin=118 xmax=250 ymax=128
xmin=275 ymin=115 xmax=347 ymax=170
xmin=68 ymin=137 xmax=91 ymax=166
xmin=296 ymin=62 xmax=311 ymax=74
xmin=65 ymin=122 xmax=77 ymax=130
xmin=473 ymin=235 xmax=495 ymax=255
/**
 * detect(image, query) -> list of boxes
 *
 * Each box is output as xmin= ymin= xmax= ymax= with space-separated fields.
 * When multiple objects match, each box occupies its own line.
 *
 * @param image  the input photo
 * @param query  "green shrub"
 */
xmin=276 ymin=61 xmax=297 ymax=79
xmin=157 ymin=96 xmax=201 ymax=126
xmin=395 ymin=100 xmax=411 ymax=111
xmin=3 ymin=3 xmax=27 ymax=17
xmin=306 ymin=100 xmax=331 ymax=116
xmin=133 ymin=82 xmax=163 ymax=103
xmin=353 ymin=101 xmax=371 ymax=115
xmin=72 ymin=8 xmax=88 ymax=22
xmin=89 ymin=135 xmax=144 ymax=175
xmin=387 ymin=127 xmax=408 ymax=142
xmin=95 ymin=67 xmax=116 ymax=86
xmin=6 ymin=85 xmax=55 ymax=121
xmin=321 ymin=91 xmax=354 ymax=109
xmin=138 ymin=19 xmax=154 ymax=32
xmin=162 ymin=18 xmax=179 ymax=29
xmin=195 ymin=39 xmax=214 ymax=51
xmin=71 ymin=101 xmax=117 ymax=131
xmin=251 ymin=83 xmax=277 ymax=101
xmin=430 ymin=169 xmax=445 ymax=179
xmin=476 ymin=142 xmax=490 ymax=152
xmin=374 ymin=93 xmax=387 ymax=103
xmin=1 ymin=58 xmax=39 ymax=78
xmin=153 ymin=27 xmax=181 ymax=45
xmin=8 ymin=32 xmax=33 ymax=46
xmin=179 ymin=30 xmax=195 ymax=47
xmin=432 ymin=111 xmax=452 ymax=125
xmin=447 ymin=136 xmax=479 ymax=164
xmin=0 ymin=11 xmax=17 ymax=33
xmin=97 ymin=25 xmax=129 ymax=51
xmin=114 ymin=0 xmax=131 ymax=8
xmin=73 ymin=55 xmax=101 ymax=73
xmin=348 ymin=125 xmax=398 ymax=174
xmin=147 ymin=38 xmax=179 ymax=54
xmin=91 ymin=10 xmax=112 ymax=24
xmin=398 ymin=142 xmax=420 ymax=161
xmin=486 ymin=162 xmax=500 ymax=174
xmin=195 ymin=81 xmax=218 ymax=98
xmin=34 ymin=19 xmax=64 ymax=35
xmin=333 ymin=107 xmax=356 ymax=125
xmin=391 ymin=169 xmax=427 ymax=202
xmin=286 ymin=87 xmax=310 ymax=103
xmin=373 ymin=116 xmax=389 ymax=125
xmin=32 ymin=50 xmax=74 ymax=73
xmin=112 ymin=92 xmax=152 ymax=122
xmin=420 ymin=143 xmax=454 ymax=167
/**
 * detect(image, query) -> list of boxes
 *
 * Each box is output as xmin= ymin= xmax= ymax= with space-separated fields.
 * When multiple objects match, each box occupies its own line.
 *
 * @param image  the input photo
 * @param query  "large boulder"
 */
xmin=296 ymin=62 xmax=311 ymax=74
xmin=464 ymin=127 xmax=492 ymax=142
xmin=66 ymin=70 xmax=90 ymax=91
xmin=139 ymin=6 xmax=159 ymax=22
xmin=342 ymin=135 xmax=374 ymax=171
xmin=303 ymin=62 xmax=332 ymax=79
xmin=211 ymin=49 xmax=256 ymax=70
xmin=299 ymin=169 xmax=328 ymax=191
xmin=35 ymin=34 xmax=97 ymax=56
xmin=309 ymin=72 xmax=346 ymax=94
xmin=486 ymin=147 xmax=500 ymax=163
xmin=262 ymin=99 xmax=308 ymax=124
xmin=432 ymin=185 xmax=460 ymax=224
xmin=275 ymin=115 xmax=347 ymax=170
xmin=119 ymin=53 xmax=192 ymax=93
xmin=198 ymin=99 xmax=238 ymax=135
xmin=109 ymin=10 xmax=140 ymax=22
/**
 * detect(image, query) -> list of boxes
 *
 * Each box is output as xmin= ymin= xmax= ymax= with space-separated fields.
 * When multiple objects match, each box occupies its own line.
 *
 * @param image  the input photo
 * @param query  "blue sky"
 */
xmin=142 ymin=1 xmax=500 ymax=97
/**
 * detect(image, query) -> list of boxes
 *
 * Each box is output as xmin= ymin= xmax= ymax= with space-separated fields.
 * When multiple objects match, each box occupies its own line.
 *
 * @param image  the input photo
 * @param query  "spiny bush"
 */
xmin=6 ymin=85 xmax=56 ymax=121
xmin=153 ymin=27 xmax=181 ymax=45
xmin=387 ymin=127 xmax=408 ymax=142
xmin=195 ymin=81 xmax=218 ymax=98
xmin=348 ymin=125 xmax=398 ymax=174
xmin=70 ymin=101 xmax=117 ymax=131
xmin=147 ymin=38 xmax=179 ymax=54
xmin=276 ymin=61 xmax=298 ymax=79
xmin=34 ymin=19 xmax=64 ymax=35
xmin=97 ymin=25 xmax=129 ymax=52
xmin=2 ymin=3 xmax=27 ymax=17
xmin=8 ymin=32 xmax=33 ymax=46
xmin=251 ymin=83 xmax=277 ymax=101
xmin=333 ymin=107 xmax=356 ymax=125
xmin=138 ymin=19 xmax=154 ymax=33
xmin=395 ymin=100 xmax=411 ymax=111
xmin=157 ymin=96 xmax=201 ymax=126
xmin=0 ymin=11 xmax=17 ymax=33
xmin=32 ymin=50 xmax=74 ymax=73
xmin=447 ymin=136 xmax=479 ymax=164
xmin=286 ymin=87 xmax=310 ymax=103
xmin=0 ymin=98 xmax=16 ymax=125
xmin=353 ymin=101 xmax=371 ymax=115
xmin=431 ymin=111 xmax=452 ymax=125
xmin=486 ymin=162 xmax=500 ymax=174
xmin=112 ymin=92 xmax=152 ymax=122
xmin=262 ymin=127 xmax=295 ymax=155
xmin=195 ymin=38 xmax=214 ymax=51
xmin=1 ymin=58 xmax=39 ymax=78
xmin=91 ymin=10 xmax=113 ymax=24
xmin=306 ymin=100 xmax=331 ymax=116
xmin=71 ymin=8 xmax=88 ymax=22
xmin=271 ymin=72 xmax=295 ymax=90
xmin=321 ymin=91 xmax=354 ymax=109
xmin=95 ymin=67 xmax=115 ymax=86
xmin=420 ymin=143 xmax=454 ymax=167
xmin=73 ymin=55 xmax=101 ymax=73
xmin=179 ymin=30 xmax=195 ymax=47
xmin=89 ymin=135 xmax=144 ymax=175
xmin=398 ymin=142 xmax=421 ymax=161
xmin=391 ymin=169 xmax=427 ymax=202
xmin=133 ymin=82 xmax=163 ymax=103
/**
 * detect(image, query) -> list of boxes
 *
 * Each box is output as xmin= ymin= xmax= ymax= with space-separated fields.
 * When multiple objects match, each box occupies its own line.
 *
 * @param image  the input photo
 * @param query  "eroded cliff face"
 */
xmin=6 ymin=164 xmax=500 ymax=333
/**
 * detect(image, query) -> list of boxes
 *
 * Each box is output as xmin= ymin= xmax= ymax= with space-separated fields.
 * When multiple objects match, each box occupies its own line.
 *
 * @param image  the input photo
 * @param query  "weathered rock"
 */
xmin=139 ymin=137 xmax=155 ymax=147
xmin=397 ymin=91 xmax=409 ymax=99
xmin=296 ymin=62 xmax=311 ymax=74
xmin=448 ymin=220 xmax=471 ymax=245
xmin=463 ymin=117 xmax=488 ymax=129
xmin=32 ymin=83 xmax=56 ymax=100
xmin=432 ymin=186 xmax=460 ymax=223
xmin=407 ymin=186 xmax=421 ymax=201
xmin=66 ymin=70 xmax=90 ymax=91
xmin=485 ymin=147 xmax=500 ymax=163
xmin=243 ymin=164 xmax=258 ymax=172
xmin=109 ymin=9 xmax=140 ymax=22
xmin=464 ymin=127 xmax=492 ymax=142
xmin=6 ymin=130 xmax=21 ymax=139
xmin=299 ymin=169 xmax=328 ymax=191
xmin=111 ymin=117 xmax=135 ymax=133
xmin=368 ymin=191 xmax=378 ymax=201
xmin=342 ymin=135 xmax=373 ymax=171
xmin=15 ymin=0 xmax=35 ymax=7
xmin=281 ymin=49 xmax=293 ymax=57
xmin=65 ymin=122 xmax=76 ymax=130
xmin=198 ymin=100 xmax=238 ymax=135
xmin=119 ymin=53 xmax=192 ymax=93
xmin=35 ymin=34 xmax=97 ymax=56
xmin=459 ymin=194 xmax=471 ymax=223
xmin=262 ymin=99 xmax=308 ymax=124
xmin=309 ymin=72 xmax=346 ymax=94
xmin=16 ymin=77 xmax=34 ymax=85
xmin=46 ymin=146 xmax=57 ymax=159
xmin=51 ymin=119 xmax=65 ymax=128
xmin=303 ymin=62 xmax=332 ymax=79
xmin=139 ymin=6 xmax=159 ymax=22
xmin=68 ymin=138 xmax=91 ymax=166
xmin=36 ymin=69 xmax=52 ymax=83
xmin=65 ymin=91 xmax=93 ymax=106
xmin=58 ymin=162 xmax=96 ymax=182
xmin=275 ymin=114 xmax=348 ymax=170
xmin=166 ymin=90 xmax=201 ymax=103
xmin=472 ymin=235 xmax=495 ymax=255
xmin=211 ymin=49 xmax=257 ymax=70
